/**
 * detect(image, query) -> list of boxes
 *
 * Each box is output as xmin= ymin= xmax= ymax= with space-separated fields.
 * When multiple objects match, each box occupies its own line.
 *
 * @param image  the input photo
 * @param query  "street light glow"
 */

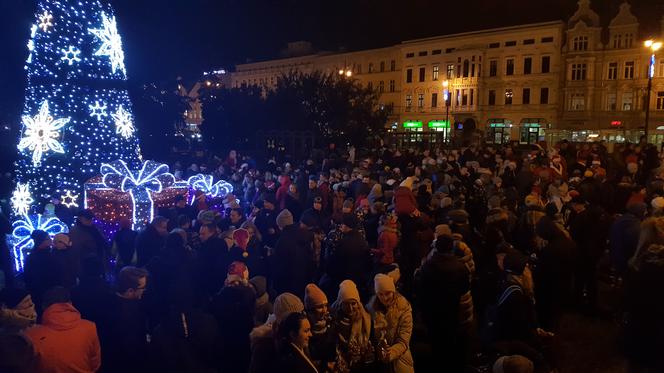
xmin=653 ymin=42 xmax=662 ymax=51
xmin=645 ymin=39 xmax=653 ymax=48
xmin=442 ymin=80 xmax=449 ymax=88
xmin=345 ymin=70 xmax=352 ymax=77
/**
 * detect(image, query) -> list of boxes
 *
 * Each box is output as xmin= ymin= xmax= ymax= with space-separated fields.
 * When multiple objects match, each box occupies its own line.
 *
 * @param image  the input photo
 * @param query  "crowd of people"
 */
xmin=1 ymin=139 xmax=664 ymax=373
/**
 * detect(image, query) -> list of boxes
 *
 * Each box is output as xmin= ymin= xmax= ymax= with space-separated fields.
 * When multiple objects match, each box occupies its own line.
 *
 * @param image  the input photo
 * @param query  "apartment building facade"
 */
xmin=223 ymin=0 xmax=664 ymax=145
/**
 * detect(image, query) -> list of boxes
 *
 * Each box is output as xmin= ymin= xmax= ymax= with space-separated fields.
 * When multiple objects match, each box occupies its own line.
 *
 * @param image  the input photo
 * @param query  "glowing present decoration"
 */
xmin=11 ymin=214 xmax=68 ymax=271
xmin=188 ymin=174 xmax=234 ymax=198
xmin=89 ymin=101 xmax=108 ymax=120
xmin=111 ymin=105 xmax=135 ymax=138
xmin=60 ymin=190 xmax=79 ymax=208
xmin=38 ymin=10 xmax=53 ymax=32
xmin=100 ymin=160 xmax=177 ymax=230
xmin=61 ymin=46 xmax=81 ymax=65
xmin=11 ymin=183 xmax=34 ymax=216
xmin=18 ymin=100 xmax=69 ymax=166
xmin=88 ymin=12 xmax=126 ymax=75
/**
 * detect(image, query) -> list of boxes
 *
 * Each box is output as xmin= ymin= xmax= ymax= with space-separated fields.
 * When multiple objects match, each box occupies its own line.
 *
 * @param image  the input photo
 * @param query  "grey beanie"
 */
xmin=273 ymin=292 xmax=304 ymax=324
xmin=276 ymin=209 xmax=294 ymax=229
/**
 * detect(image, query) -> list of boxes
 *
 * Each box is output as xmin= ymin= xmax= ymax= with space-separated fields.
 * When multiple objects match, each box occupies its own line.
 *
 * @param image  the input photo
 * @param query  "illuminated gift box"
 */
xmin=84 ymin=160 xmax=189 ymax=231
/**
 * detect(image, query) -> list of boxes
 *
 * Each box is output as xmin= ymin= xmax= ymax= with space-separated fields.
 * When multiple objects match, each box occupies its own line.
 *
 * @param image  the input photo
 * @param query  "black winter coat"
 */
xmin=272 ymin=224 xmax=315 ymax=296
xmin=135 ymin=225 xmax=166 ymax=267
xmin=326 ymin=230 xmax=372 ymax=294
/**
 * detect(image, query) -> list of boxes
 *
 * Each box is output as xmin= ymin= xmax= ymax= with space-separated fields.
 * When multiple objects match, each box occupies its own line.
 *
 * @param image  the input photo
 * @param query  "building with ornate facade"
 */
xmin=221 ymin=0 xmax=664 ymax=145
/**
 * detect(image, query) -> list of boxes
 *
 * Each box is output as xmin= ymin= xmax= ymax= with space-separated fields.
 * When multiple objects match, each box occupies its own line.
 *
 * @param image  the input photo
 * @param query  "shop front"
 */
xmin=428 ymin=120 xmax=451 ymax=143
xmin=518 ymin=119 xmax=547 ymax=145
xmin=485 ymin=118 xmax=512 ymax=145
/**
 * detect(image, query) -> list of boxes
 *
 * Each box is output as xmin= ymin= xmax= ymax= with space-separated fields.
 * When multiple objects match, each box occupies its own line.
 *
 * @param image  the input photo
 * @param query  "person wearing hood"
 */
xmin=276 ymin=175 xmax=292 ymax=210
xmin=24 ymin=287 xmax=101 ymax=373
xmin=366 ymin=274 xmax=414 ymax=373
xmin=0 ymin=288 xmax=37 ymax=333
xmin=331 ymin=280 xmax=375 ymax=372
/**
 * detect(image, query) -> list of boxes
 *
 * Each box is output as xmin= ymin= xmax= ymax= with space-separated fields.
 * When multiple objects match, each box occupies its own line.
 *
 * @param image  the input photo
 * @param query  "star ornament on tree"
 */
xmin=111 ymin=105 xmax=135 ymax=138
xmin=18 ymin=101 xmax=70 ymax=166
xmin=38 ymin=11 xmax=53 ymax=32
xmin=60 ymin=190 xmax=79 ymax=208
xmin=10 ymin=183 xmax=34 ymax=216
xmin=89 ymin=101 xmax=108 ymax=120
xmin=61 ymin=46 xmax=81 ymax=65
xmin=88 ymin=12 xmax=126 ymax=75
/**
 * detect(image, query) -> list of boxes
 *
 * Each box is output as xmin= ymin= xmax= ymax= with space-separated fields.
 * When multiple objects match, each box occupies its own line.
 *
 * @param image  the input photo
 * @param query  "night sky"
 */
xmin=0 ymin=0 xmax=663 ymax=125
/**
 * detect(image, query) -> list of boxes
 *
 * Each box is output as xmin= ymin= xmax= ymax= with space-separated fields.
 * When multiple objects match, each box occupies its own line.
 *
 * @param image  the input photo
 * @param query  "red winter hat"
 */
xmin=226 ymin=261 xmax=249 ymax=284
xmin=233 ymin=228 xmax=250 ymax=251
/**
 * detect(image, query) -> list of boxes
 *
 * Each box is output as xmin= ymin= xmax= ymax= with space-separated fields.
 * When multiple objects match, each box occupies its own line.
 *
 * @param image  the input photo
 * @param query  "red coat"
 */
xmin=25 ymin=303 xmax=101 ymax=373
xmin=375 ymin=224 xmax=398 ymax=265
xmin=394 ymin=186 xmax=417 ymax=216
xmin=276 ymin=176 xmax=291 ymax=210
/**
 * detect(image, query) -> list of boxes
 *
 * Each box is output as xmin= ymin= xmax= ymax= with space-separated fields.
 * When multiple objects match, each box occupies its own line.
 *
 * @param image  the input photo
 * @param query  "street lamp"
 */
xmin=644 ymin=39 xmax=662 ymax=142
xmin=443 ymin=80 xmax=450 ymax=142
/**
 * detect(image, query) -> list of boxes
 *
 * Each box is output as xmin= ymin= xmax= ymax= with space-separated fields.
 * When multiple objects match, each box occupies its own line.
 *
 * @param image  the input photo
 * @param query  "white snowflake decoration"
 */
xmin=60 ymin=190 xmax=79 ymax=208
xmin=88 ymin=12 xmax=126 ymax=75
xmin=38 ymin=11 xmax=53 ymax=32
xmin=61 ymin=46 xmax=81 ymax=65
xmin=89 ymin=101 xmax=107 ymax=120
xmin=10 ymin=183 xmax=34 ymax=216
xmin=111 ymin=105 xmax=135 ymax=138
xmin=18 ymin=101 xmax=70 ymax=166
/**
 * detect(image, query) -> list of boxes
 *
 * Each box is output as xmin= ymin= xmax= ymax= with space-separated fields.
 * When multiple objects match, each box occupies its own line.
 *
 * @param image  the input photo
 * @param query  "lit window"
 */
xmin=622 ymin=92 xmax=633 ymax=111
xmin=570 ymin=93 xmax=585 ymax=111
xmin=657 ymin=92 xmax=664 ymax=110
xmin=624 ymin=61 xmax=634 ymax=79
xmin=432 ymin=65 xmax=439 ymax=81
xmin=504 ymin=89 xmax=513 ymax=105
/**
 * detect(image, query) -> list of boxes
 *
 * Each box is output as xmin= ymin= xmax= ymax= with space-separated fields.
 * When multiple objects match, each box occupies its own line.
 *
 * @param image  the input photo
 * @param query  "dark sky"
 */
xmin=1 ymin=0 xmax=663 ymax=123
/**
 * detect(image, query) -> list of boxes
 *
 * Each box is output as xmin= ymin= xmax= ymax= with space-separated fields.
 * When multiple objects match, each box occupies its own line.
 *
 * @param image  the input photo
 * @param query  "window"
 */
xmin=505 ymin=41 xmax=517 ymax=47
xmin=523 ymin=88 xmax=531 ymax=104
xmin=368 ymin=63 xmax=374 ymax=73
xmin=445 ymin=48 xmax=455 ymax=53
xmin=571 ymin=63 xmax=587 ymax=80
xmin=406 ymin=69 xmax=413 ymax=83
xmin=405 ymin=95 xmax=412 ymax=111
xmin=417 ymin=93 xmax=424 ymax=108
xmin=660 ymin=60 xmax=664 ymax=77
xmin=433 ymin=65 xmax=439 ymax=81
xmin=506 ymin=58 xmax=515 ymax=76
xmin=488 ymin=90 xmax=496 ymax=105
xmin=606 ymin=93 xmax=617 ymax=111
xmin=570 ymin=93 xmax=585 ymax=111
xmin=657 ymin=92 xmax=664 ymax=110
xmin=625 ymin=34 xmax=633 ymax=48
xmin=608 ymin=62 xmax=618 ymax=80
xmin=432 ymin=49 xmax=442 ymax=55
xmin=419 ymin=67 xmax=425 ymax=82
xmin=418 ymin=51 xmax=428 ymax=56
xmin=524 ymin=57 xmax=532 ymax=74
xmin=379 ymin=81 xmax=384 ymax=93
xmin=540 ymin=87 xmax=549 ymax=104
xmin=523 ymin=39 xmax=535 ymax=45
xmin=390 ymin=60 xmax=396 ymax=71
xmin=463 ymin=60 xmax=470 ymax=78
xmin=489 ymin=60 xmax=498 ymax=77
xmin=505 ymin=89 xmax=513 ymax=105
xmin=356 ymin=64 xmax=362 ymax=74
xmin=622 ymin=92 xmax=633 ymax=111
xmin=470 ymin=89 xmax=475 ymax=106
xmin=432 ymin=93 xmax=438 ymax=108
xmin=461 ymin=89 xmax=468 ymax=105
xmin=447 ymin=64 xmax=454 ymax=79
xmin=367 ymin=81 xmax=373 ymax=90
xmin=624 ymin=61 xmax=634 ymax=79
xmin=406 ymin=52 xmax=414 ymax=58
xmin=572 ymin=36 xmax=589 ymax=51
xmin=541 ymin=56 xmax=551 ymax=73
xmin=489 ymin=42 xmax=500 ymax=48
xmin=380 ymin=61 xmax=385 ymax=72
xmin=613 ymin=34 xmax=622 ymax=49
xmin=389 ymin=80 xmax=395 ymax=92
xmin=541 ymin=36 xmax=554 ymax=43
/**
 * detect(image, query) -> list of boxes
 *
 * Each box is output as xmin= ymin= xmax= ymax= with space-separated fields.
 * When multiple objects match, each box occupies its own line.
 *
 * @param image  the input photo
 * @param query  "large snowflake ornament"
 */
xmin=88 ymin=12 xmax=126 ymax=75
xmin=111 ymin=105 xmax=135 ymax=138
xmin=38 ymin=11 xmax=53 ymax=32
xmin=89 ymin=101 xmax=108 ymax=120
xmin=10 ymin=183 xmax=34 ymax=216
xmin=18 ymin=101 xmax=70 ymax=166
xmin=61 ymin=46 xmax=81 ymax=65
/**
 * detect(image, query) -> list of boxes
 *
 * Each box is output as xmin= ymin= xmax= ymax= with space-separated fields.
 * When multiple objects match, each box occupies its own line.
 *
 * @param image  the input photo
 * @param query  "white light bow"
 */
xmin=11 ymin=214 xmax=69 ymax=271
xmin=101 ymin=160 xmax=175 ymax=230
xmin=187 ymin=173 xmax=233 ymax=198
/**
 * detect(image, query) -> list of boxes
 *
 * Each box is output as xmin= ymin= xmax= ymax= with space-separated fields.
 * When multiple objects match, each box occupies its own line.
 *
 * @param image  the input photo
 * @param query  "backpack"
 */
xmin=482 ymin=285 xmax=522 ymax=344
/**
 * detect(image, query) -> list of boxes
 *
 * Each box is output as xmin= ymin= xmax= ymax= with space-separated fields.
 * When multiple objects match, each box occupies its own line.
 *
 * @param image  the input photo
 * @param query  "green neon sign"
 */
xmin=489 ymin=123 xmax=506 ymax=128
xmin=403 ymin=121 xmax=423 ymax=128
xmin=428 ymin=120 xmax=450 ymax=128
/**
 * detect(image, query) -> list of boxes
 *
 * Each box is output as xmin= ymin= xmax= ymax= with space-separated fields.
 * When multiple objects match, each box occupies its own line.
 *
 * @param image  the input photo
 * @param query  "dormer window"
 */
xmin=625 ymin=34 xmax=633 ymax=48
xmin=572 ymin=36 xmax=589 ymax=51
xmin=613 ymin=34 xmax=622 ymax=49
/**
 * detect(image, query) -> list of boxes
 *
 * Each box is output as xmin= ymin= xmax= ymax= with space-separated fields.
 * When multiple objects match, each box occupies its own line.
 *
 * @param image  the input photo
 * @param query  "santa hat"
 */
xmin=304 ymin=283 xmax=328 ymax=310
xmin=233 ymin=228 xmax=250 ymax=257
xmin=225 ymin=261 xmax=249 ymax=285
xmin=337 ymin=280 xmax=361 ymax=303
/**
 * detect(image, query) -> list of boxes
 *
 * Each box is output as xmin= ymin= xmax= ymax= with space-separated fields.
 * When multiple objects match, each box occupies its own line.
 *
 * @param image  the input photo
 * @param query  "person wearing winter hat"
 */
xmin=651 ymin=196 xmax=664 ymax=216
xmin=331 ymin=280 xmax=374 ymax=371
xmin=250 ymin=276 xmax=272 ymax=326
xmin=225 ymin=261 xmax=250 ymax=286
xmin=303 ymin=284 xmax=336 ymax=369
xmin=0 ymin=288 xmax=37 ymax=333
xmin=367 ymin=274 xmax=415 ymax=373
xmin=492 ymin=355 xmax=534 ymax=373
xmin=276 ymin=209 xmax=294 ymax=230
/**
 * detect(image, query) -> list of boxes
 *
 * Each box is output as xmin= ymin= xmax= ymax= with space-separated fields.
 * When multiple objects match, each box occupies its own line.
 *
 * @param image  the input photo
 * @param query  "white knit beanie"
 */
xmin=374 ymin=274 xmax=396 ymax=294
xmin=338 ymin=280 xmax=361 ymax=303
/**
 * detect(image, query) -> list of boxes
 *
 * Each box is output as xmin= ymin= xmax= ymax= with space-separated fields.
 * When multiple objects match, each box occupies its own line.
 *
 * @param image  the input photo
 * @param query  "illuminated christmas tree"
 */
xmin=14 ymin=0 xmax=141 ymax=207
